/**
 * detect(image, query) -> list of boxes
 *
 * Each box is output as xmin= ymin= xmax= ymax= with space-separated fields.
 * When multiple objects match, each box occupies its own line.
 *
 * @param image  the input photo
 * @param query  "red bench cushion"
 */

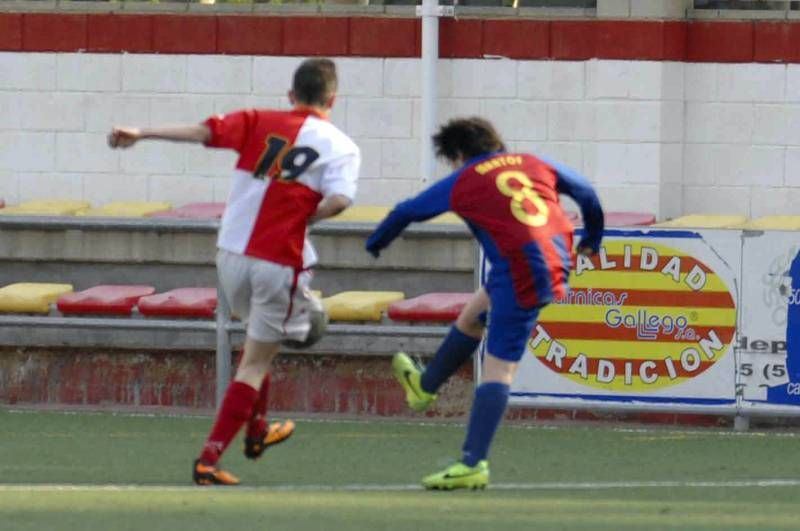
xmin=149 ymin=202 xmax=225 ymax=219
xmin=388 ymin=292 xmax=472 ymax=322
xmin=137 ymin=288 xmax=218 ymax=318
xmin=57 ymin=285 xmax=155 ymax=316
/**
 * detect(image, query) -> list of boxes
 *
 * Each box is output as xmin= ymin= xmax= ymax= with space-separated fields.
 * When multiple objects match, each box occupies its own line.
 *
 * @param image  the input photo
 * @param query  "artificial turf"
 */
xmin=1 ymin=409 xmax=799 ymax=530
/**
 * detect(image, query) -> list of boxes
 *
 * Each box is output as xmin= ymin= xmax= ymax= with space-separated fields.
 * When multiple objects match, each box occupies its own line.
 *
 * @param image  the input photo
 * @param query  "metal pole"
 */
xmin=215 ymin=287 xmax=232 ymax=408
xmin=419 ymin=0 xmax=440 ymax=184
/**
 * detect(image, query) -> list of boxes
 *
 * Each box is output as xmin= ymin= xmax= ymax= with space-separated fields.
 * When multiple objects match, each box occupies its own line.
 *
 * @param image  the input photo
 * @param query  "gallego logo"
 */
xmin=527 ymin=240 xmax=737 ymax=391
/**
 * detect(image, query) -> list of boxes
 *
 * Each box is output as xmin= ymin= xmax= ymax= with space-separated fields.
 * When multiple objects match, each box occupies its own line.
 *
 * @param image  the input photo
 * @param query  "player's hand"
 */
xmin=576 ymin=245 xmax=595 ymax=257
xmin=364 ymin=239 xmax=383 ymax=258
xmin=108 ymin=127 xmax=142 ymax=149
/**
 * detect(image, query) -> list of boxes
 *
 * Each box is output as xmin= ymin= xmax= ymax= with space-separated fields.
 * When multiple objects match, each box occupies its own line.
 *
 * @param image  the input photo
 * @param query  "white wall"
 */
xmin=1 ymin=52 xmax=798 ymax=219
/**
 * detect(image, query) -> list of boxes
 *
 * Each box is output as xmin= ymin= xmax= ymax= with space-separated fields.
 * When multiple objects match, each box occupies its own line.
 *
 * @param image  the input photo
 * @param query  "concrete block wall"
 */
xmin=684 ymin=63 xmax=800 ymax=217
xmin=1 ymin=50 xmax=799 ymax=218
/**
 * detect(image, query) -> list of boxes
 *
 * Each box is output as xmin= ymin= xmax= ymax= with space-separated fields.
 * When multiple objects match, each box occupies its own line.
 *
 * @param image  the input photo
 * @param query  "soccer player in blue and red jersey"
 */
xmin=366 ymin=117 xmax=604 ymax=490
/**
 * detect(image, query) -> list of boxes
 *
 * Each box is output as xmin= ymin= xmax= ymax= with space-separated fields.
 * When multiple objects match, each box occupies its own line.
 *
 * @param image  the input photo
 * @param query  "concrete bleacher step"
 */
xmin=603 ymin=212 xmax=656 ymax=227
xmin=137 ymin=288 xmax=218 ymax=318
xmin=80 ymin=201 xmax=172 ymax=218
xmin=655 ymin=215 xmax=749 ymax=229
xmin=322 ymin=291 xmax=405 ymax=322
xmin=0 ymin=200 xmax=90 ymax=216
xmin=388 ymin=292 xmax=472 ymax=322
xmin=149 ymin=202 xmax=226 ymax=219
xmin=0 ymin=282 xmax=74 ymax=313
xmin=57 ymin=285 xmax=156 ymax=316
xmin=330 ymin=205 xmax=463 ymax=225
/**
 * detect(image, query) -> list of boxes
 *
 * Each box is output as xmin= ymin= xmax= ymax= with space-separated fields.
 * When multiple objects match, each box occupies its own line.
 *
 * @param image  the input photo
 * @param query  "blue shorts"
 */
xmin=485 ymin=273 xmax=541 ymax=363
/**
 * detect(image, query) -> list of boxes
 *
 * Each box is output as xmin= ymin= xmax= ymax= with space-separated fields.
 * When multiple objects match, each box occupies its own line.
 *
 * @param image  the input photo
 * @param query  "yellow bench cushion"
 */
xmin=428 ymin=212 xmax=463 ymax=225
xmin=0 ymin=283 xmax=74 ymax=313
xmin=740 ymin=216 xmax=800 ymax=230
xmin=655 ymin=215 xmax=749 ymax=229
xmin=0 ymin=200 xmax=90 ymax=216
xmin=332 ymin=206 xmax=390 ymax=223
xmin=80 ymin=202 xmax=172 ymax=218
xmin=322 ymin=291 xmax=405 ymax=321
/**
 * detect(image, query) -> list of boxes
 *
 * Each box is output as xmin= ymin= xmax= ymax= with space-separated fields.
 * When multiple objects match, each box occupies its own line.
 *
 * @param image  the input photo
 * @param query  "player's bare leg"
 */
xmin=193 ymin=337 xmax=280 ymax=486
xmin=454 ymin=288 xmax=489 ymax=338
xmin=480 ymin=353 xmax=518 ymax=385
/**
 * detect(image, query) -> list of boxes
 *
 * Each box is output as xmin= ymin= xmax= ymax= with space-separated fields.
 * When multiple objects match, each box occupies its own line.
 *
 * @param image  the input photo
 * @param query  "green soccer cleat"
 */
xmin=422 ymin=460 xmax=489 ymax=491
xmin=392 ymin=352 xmax=437 ymax=412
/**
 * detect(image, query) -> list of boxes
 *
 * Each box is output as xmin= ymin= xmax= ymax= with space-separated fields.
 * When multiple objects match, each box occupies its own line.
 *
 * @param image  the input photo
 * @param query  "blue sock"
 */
xmin=461 ymin=382 xmax=510 ymax=466
xmin=420 ymin=326 xmax=480 ymax=394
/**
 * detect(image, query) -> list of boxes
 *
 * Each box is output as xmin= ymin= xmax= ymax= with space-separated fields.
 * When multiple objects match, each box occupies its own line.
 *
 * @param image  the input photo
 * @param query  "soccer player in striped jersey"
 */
xmin=109 ymin=59 xmax=360 ymax=485
xmin=367 ymin=117 xmax=604 ymax=490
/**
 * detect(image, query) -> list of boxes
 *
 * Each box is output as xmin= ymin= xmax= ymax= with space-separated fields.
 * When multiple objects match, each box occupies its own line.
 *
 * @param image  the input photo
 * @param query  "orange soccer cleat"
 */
xmin=192 ymin=460 xmax=241 ymax=486
xmin=243 ymin=420 xmax=296 ymax=460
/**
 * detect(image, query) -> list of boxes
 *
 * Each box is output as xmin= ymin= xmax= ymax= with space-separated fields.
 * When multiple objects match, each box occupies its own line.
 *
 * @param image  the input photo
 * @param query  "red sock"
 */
xmin=199 ymin=381 xmax=258 ymax=466
xmin=246 ymin=373 xmax=271 ymax=439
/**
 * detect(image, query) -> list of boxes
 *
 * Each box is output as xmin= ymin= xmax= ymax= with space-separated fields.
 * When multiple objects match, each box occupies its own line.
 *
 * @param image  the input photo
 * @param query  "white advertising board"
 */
xmin=738 ymin=231 xmax=800 ymax=413
xmin=480 ymin=228 xmax=743 ymax=412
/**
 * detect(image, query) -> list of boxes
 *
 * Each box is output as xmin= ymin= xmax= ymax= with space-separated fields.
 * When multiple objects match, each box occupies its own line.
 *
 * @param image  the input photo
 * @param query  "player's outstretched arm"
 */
xmin=366 ymin=175 xmax=455 ymax=258
xmin=108 ymin=124 xmax=211 ymax=149
xmin=543 ymin=157 xmax=605 ymax=256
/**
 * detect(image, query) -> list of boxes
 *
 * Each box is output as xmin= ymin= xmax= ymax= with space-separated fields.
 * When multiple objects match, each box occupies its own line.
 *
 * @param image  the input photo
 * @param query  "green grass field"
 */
xmin=2 ymin=409 xmax=800 ymax=530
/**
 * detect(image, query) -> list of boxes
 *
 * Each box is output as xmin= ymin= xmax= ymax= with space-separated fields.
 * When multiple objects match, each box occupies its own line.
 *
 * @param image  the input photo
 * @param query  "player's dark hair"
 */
xmin=292 ymin=59 xmax=338 ymax=107
xmin=432 ymin=117 xmax=506 ymax=163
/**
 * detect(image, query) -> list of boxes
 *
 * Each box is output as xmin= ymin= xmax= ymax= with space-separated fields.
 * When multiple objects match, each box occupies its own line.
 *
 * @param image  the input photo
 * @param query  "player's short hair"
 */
xmin=432 ymin=117 xmax=506 ymax=162
xmin=292 ymin=59 xmax=338 ymax=107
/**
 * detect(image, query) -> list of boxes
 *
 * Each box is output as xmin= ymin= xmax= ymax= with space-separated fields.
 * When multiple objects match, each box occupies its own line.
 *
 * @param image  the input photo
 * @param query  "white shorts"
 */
xmin=216 ymin=249 xmax=319 ymax=343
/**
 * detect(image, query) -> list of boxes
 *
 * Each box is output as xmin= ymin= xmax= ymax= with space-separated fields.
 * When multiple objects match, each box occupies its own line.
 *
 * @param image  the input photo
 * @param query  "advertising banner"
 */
xmin=739 ymin=231 xmax=800 ymax=411
xmin=482 ymin=229 xmax=742 ymax=410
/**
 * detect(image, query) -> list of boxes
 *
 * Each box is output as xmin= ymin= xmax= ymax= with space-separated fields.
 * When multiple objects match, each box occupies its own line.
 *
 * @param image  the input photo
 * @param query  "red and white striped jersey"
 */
xmin=205 ymin=108 xmax=360 ymax=269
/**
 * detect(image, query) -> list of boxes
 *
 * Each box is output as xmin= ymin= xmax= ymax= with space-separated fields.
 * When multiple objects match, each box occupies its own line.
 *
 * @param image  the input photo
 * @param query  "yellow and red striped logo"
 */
xmin=527 ymin=240 xmax=736 ymax=391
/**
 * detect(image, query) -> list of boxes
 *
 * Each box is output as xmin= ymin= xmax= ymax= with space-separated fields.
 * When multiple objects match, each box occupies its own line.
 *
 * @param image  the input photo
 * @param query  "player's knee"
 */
xmin=235 ymin=339 xmax=279 ymax=385
xmin=456 ymin=313 xmax=485 ymax=339
xmin=481 ymin=353 xmax=517 ymax=385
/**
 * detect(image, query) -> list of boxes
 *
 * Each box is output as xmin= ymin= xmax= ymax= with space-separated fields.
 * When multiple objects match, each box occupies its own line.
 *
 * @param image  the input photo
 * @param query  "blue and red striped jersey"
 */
xmin=366 ymin=151 xmax=604 ymax=308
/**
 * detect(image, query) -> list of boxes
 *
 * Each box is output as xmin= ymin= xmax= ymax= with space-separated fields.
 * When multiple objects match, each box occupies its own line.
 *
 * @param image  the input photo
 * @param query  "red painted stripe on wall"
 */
xmin=439 ymin=18 xmax=483 ymax=58
xmin=483 ymin=20 xmax=550 ymax=59
xmin=23 ymin=13 xmax=86 ymax=52
xmin=217 ymin=15 xmax=282 ymax=56
xmin=87 ymin=14 xmax=153 ymax=53
xmin=349 ymin=17 xmax=418 ymax=57
xmin=4 ymin=14 xmax=800 ymax=63
xmin=283 ymin=17 xmax=349 ymax=56
xmin=686 ymin=21 xmax=754 ymax=62
xmin=153 ymin=14 xmax=217 ymax=54
xmin=754 ymin=21 xmax=800 ymax=63
xmin=0 ymin=13 xmax=22 ymax=51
